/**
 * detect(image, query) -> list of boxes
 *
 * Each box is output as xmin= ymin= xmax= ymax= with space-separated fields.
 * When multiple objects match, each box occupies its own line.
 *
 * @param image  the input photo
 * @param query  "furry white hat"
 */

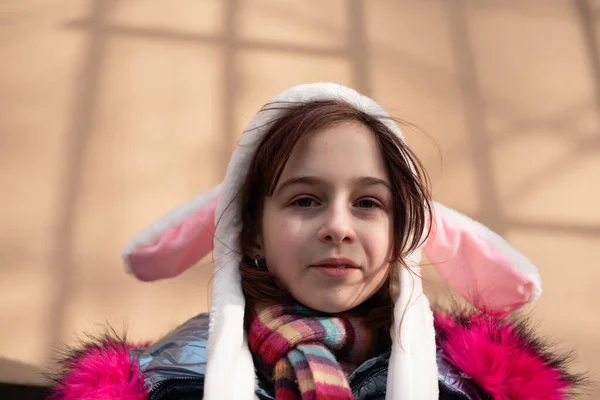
xmin=122 ymin=83 xmax=541 ymax=399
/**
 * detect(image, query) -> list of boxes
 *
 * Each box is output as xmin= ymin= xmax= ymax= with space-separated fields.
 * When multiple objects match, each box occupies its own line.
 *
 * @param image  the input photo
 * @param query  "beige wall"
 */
xmin=2 ymin=0 xmax=598 ymax=396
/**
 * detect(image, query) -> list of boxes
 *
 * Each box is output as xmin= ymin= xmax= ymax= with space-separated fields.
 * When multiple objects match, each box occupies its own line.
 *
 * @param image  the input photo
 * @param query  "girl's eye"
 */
xmin=356 ymin=199 xmax=380 ymax=209
xmin=293 ymin=197 xmax=318 ymax=208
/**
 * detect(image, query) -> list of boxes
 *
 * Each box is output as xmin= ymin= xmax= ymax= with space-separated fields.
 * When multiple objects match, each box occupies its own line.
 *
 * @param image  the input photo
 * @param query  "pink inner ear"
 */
xmin=424 ymin=210 xmax=534 ymax=317
xmin=127 ymin=197 xmax=218 ymax=282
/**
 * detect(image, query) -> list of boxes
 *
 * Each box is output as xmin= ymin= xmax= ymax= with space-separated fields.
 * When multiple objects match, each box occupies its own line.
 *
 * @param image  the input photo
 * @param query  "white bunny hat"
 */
xmin=122 ymin=83 xmax=541 ymax=400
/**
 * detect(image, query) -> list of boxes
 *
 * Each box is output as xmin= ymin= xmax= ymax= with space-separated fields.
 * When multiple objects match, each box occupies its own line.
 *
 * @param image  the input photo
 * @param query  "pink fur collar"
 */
xmin=49 ymin=334 xmax=150 ymax=400
xmin=434 ymin=312 xmax=582 ymax=400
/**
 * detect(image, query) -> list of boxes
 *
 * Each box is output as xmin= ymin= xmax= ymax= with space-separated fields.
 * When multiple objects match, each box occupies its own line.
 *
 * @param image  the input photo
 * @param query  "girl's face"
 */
xmin=259 ymin=121 xmax=393 ymax=313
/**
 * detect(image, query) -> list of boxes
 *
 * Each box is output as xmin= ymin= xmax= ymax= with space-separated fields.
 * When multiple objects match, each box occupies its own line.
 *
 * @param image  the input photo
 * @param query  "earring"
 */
xmin=254 ymin=257 xmax=265 ymax=269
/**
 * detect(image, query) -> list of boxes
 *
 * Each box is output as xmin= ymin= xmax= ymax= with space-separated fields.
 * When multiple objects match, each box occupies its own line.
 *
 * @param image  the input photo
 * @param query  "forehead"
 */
xmin=279 ymin=120 xmax=389 ymax=182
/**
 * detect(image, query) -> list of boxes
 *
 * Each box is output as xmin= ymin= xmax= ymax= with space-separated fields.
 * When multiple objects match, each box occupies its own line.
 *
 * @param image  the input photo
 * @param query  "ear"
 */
xmin=122 ymin=184 xmax=221 ymax=281
xmin=423 ymin=201 xmax=542 ymax=317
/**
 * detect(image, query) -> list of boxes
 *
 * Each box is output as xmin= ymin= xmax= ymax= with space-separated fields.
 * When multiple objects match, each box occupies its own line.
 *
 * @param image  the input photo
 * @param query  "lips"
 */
xmin=311 ymin=257 xmax=360 ymax=269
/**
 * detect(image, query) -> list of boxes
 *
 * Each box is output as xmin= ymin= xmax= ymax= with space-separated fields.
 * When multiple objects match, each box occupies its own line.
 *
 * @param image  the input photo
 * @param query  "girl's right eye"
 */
xmin=292 ymin=197 xmax=318 ymax=208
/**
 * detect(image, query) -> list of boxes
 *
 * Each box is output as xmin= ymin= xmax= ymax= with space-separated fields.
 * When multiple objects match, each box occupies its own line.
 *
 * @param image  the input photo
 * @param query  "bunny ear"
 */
xmin=423 ymin=201 xmax=542 ymax=317
xmin=122 ymin=184 xmax=221 ymax=282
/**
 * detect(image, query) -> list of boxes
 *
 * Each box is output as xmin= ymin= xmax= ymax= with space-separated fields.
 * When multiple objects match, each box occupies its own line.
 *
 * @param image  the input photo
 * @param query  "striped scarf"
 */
xmin=247 ymin=302 xmax=378 ymax=400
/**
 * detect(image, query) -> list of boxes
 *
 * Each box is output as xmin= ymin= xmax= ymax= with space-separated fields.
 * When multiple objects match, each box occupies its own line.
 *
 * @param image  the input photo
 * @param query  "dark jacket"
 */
xmin=48 ymin=312 xmax=582 ymax=400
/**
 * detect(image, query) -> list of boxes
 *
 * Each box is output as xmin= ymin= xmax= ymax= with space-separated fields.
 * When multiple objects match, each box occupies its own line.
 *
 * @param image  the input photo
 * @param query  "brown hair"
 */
xmin=237 ymin=100 xmax=432 ymax=332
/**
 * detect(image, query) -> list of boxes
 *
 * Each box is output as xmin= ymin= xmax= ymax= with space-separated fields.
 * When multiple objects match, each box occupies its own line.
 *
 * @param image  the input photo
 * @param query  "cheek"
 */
xmin=262 ymin=215 xmax=306 ymax=261
xmin=265 ymin=215 xmax=305 ymax=241
xmin=364 ymin=218 xmax=393 ymax=258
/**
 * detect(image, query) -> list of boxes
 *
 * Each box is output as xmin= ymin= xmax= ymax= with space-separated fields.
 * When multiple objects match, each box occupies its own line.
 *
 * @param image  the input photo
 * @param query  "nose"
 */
xmin=318 ymin=202 xmax=357 ymax=245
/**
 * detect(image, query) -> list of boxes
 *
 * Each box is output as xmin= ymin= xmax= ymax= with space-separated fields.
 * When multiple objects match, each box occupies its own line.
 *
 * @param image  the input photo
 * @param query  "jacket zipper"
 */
xmin=149 ymin=376 xmax=204 ymax=400
xmin=349 ymin=362 xmax=387 ymax=394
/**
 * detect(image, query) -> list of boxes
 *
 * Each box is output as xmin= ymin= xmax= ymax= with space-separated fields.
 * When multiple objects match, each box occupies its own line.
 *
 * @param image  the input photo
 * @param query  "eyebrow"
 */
xmin=275 ymin=175 xmax=392 ymax=194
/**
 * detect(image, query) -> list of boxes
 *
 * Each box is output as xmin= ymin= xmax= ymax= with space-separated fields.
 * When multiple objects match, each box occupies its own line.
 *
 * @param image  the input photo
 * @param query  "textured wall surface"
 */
xmin=1 ymin=1 xmax=598 ymax=396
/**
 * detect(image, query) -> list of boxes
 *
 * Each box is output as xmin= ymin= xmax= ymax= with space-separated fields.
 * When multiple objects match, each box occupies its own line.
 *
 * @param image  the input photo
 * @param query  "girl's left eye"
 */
xmin=356 ymin=199 xmax=380 ymax=208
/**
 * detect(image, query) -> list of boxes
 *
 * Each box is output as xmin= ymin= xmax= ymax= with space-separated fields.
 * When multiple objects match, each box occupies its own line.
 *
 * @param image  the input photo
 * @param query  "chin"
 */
xmin=301 ymin=296 xmax=359 ymax=314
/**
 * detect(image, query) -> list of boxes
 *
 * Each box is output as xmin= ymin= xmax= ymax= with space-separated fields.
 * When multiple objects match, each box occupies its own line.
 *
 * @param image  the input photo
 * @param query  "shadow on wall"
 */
xmin=46 ymin=0 xmax=373 ymax=365
xmin=20 ymin=0 xmax=599 ymax=397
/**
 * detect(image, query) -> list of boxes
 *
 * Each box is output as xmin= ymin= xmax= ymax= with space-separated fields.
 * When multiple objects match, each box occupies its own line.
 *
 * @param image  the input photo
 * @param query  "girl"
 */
xmin=50 ymin=83 xmax=582 ymax=400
